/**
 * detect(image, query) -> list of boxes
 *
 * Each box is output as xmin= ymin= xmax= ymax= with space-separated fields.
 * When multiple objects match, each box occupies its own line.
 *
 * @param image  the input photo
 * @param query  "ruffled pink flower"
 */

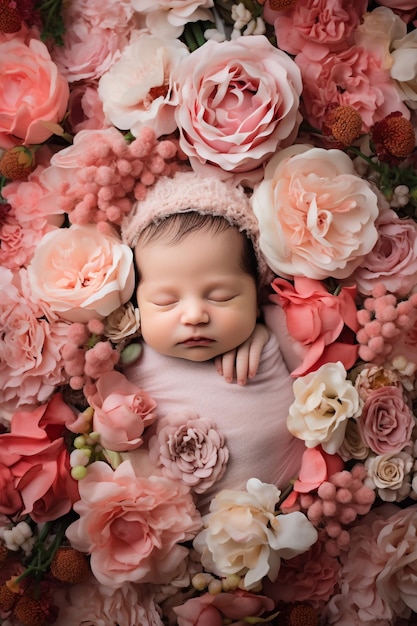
xmin=358 ymin=386 xmax=414 ymax=455
xmin=66 ymin=81 xmax=110 ymax=134
xmin=0 ymin=393 xmax=79 ymax=522
xmin=148 ymin=411 xmax=229 ymax=494
xmin=0 ymin=267 xmax=69 ymax=419
xmin=263 ymin=0 xmax=368 ymax=59
xmin=66 ymin=460 xmax=202 ymax=587
xmin=85 ymin=371 xmax=157 ymax=451
xmin=296 ymin=43 xmax=410 ymax=133
xmin=270 ymin=277 xmax=359 ymax=377
xmin=348 ymin=209 xmax=417 ymax=298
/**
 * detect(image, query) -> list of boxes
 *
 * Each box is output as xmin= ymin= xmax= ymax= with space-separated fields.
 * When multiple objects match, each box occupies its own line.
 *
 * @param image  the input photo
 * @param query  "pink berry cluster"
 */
xmin=61 ymin=319 xmax=119 ymax=396
xmin=58 ymin=126 xmax=185 ymax=229
xmin=356 ymin=283 xmax=417 ymax=363
xmin=285 ymin=464 xmax=375 ymax=557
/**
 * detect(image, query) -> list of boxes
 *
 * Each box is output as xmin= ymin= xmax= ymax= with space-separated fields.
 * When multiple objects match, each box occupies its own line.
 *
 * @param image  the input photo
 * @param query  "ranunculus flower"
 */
xmin=358 ymin=386 xmax=414 ymax=455
xmin=66 ymin=460 xmax=202 ymax=587
xmin=27 ymin=224 xmax=135 ymax=323
xmin=173 ymin=36 xmax=302 ymax=183
xmin=193 ymin=478 xmax=318 ymax=590
xmin=365 ymin=451 xmax=413 ymax=502
xmin=287 ymin=361 xmax=361 ymax=454
xmin=270 ymin=277 xmax=359 ymax=376
xmin=252 ymin=144 xmax=379 ymax=279
xmin=0 ymin=36 xmax=69 ymax=146
xmin=0 ymin=393 xmax=79 ymax=523
xmin=86 ymin=371 xmax=157 ymax=451
xmin=148 ymin=411 xmax=229 ymax=494
xmin=174 ymin=589 xmax=274 ymax=626
xmin=349 ymin=209 xmax=417 ymax=297
xmin=98 ymin=34 xmax=189 ymax=137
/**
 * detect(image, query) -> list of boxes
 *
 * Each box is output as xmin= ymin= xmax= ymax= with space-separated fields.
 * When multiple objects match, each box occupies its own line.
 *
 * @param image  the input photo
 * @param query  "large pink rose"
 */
xmin=0 ymin=393 xmax=79 ymax=523
xmin=148 ymin=411 xmax=229 ymax=494
xmin=85 ymin=371 xmax=157 ymax=451
xmin=66 ymin=460 xmax=202 ymax=586
xmin=173 ymin=36 xmax=302 ymax=183
xmin=263 ymin=0 xmax=368 ymax=58
xmin=348 ymin=209 xmax=417 ymax=297
xmin=358 ymin=386 xmax=414 ymax=455
xmin=0 ymin=36 xmax=69 ymax=146
xmin=296 ymin=43 xmax=410 ymax=133
xmin=270 ymin=277 xmax=359 ymax=377
xmin=252 ymin=145 xmax=379 ymax=280
xmin=27 ymin=224 xmax=135 ymax=323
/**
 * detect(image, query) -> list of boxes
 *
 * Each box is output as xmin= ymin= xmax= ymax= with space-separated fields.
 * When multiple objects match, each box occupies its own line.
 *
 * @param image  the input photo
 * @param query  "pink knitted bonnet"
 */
xmin=121 ymin=170 xmax=271 ymax=285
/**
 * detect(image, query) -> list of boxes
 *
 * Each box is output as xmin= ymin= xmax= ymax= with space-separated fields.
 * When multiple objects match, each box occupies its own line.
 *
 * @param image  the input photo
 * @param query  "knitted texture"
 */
xmin=121 ymin=170 xmax=271 ymax=285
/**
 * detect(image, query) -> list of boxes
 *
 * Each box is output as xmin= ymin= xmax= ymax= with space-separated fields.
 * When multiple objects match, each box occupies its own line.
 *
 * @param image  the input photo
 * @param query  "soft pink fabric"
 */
xmin=125 ymin=324 xmax=305 ymax=513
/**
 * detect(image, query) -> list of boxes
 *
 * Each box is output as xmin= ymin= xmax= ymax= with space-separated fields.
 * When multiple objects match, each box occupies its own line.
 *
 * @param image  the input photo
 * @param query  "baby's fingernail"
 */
xmin=225 ymin=376 xmax=232 ymax=384
xmin=238 ymin=379 xmax=246 ymax=386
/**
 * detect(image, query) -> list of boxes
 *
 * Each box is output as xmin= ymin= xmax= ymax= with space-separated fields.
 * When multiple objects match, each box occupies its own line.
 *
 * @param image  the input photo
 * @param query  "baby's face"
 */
xmin=135 ymin=226 xmax=258 ymax=361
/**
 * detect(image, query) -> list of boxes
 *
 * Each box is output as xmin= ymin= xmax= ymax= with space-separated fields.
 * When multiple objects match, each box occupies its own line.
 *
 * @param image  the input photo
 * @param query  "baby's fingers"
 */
xmin=217 ymin=349 xmax=238 ymax=383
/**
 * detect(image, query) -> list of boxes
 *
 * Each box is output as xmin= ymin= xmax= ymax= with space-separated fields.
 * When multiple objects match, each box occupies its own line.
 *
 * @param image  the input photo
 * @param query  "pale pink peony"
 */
xmin=0 ymin=36 xmax=69 ymax=146
xmin=173 ymin=36 xmax=302 ymax=184
xmin=0 ymin=267 xmax=69 ymax=420
xmin=296 ymin=41 xmax=410 ymax=133
xmin=358 ymin=386 xmax=414 ymax=455
xmin=132 ymin=0 xmax=214 ymax=38
xmin=86 ymin=371 xmax=157 ymax=451
xmin=264 ymin=0 xmax=368 ymax=58
xmin=66 ymin=460 xmax=202 ymax=587
xmin=252 ymin=144 xmax=379 ymax=280
xmin=148 ymin=411 xmax=229 ymax=494
xmin=27 ymin=224 xmax=135 ymax=323
xmin=98 ymin=34 xmax=189 ymax=138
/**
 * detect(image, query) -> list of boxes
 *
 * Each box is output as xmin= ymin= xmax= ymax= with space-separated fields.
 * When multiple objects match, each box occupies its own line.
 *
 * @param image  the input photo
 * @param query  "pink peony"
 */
xmin=174 ymin=589 xmax=274 ymax=626
xmin=0 ymin=393 xmax=79 ymax=523
xmin=296 ymin=42 xmax=410 ymax=133
xmin=148 ymin=411 xmax=229 ymax=494
xmin=270 ymin=277 xmax=359 ymax=377
xmin=0 ymin=36 xmax=69 ymax=146
xmin=264 ymin=0 xmax=368 ymax=58
xmin=86 ymin=371 xmax=157 ymax=452
xmin=348 ymin=209 xmax=417 ymax=297
xmin=173 ymin=36 xmax=302 ymax=183
xmin=358 ymin=386 xmax=414 ymax=455
xmin=0 ymin=267 xmax=69 ymax=419
xmin=66 ymin=460 xmax=202 ymax=587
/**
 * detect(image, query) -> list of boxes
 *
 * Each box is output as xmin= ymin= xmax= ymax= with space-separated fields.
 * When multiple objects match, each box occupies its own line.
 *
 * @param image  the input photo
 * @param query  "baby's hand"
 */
xmin=214 ymin=323 xmax=270 ymax=386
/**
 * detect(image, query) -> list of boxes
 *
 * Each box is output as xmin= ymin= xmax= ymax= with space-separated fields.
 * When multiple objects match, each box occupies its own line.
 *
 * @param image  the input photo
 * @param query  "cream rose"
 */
xmin=365 ymin=451 xmax=413 ymax=502
xmin=193 ymin=478 xmax=318 ymax=590
xmin=252 ymin=144 xmax=379 ymax=279
xmin=287 ymin=361 xmax=361 ymax=454
xmin=103 ymin=303 xmax=140 ymax=343
xmin=131 ymin=0 xmax=214 ymax=38
xmin=27 ymin=225 xmax=134 ymax=323
xmin=98 ymin=34 xmax=190 ymax=137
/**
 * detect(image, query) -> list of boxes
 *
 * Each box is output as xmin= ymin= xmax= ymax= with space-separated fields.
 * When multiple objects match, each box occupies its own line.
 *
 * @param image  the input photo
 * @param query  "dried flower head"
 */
xmin=12 ymin=595 xmax=48 ymax=626
xmin=268 ymin=0 xmax=297 ymax=10
xmin=279 ymin=602 xmax=319 ymax=626
xmin=371 ymin=112 xmax=416 ymax=165
xmin=0 ymin=146 xmax=36 ymax=180
xmin=322 ymin=104 xmax=362 ymax=146
xmin=50 ymin=547 xmax=90 ymax=583
xmin=0 ymin=0 xmax=22 ymax=33
xmin=0 ymin=582 xmax=17 ymax=612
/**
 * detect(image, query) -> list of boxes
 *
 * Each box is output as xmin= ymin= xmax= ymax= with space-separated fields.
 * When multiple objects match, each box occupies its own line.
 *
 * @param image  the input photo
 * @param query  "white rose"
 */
xmin=365 ymin=451 xmax=413 ymax=502
xmin=287 ymin=361 xmax=361 ymax=454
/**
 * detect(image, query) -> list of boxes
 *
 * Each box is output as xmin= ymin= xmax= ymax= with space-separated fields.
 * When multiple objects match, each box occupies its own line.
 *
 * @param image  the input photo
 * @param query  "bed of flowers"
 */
xmin=2 ymin=0 xmax=417 ymax=624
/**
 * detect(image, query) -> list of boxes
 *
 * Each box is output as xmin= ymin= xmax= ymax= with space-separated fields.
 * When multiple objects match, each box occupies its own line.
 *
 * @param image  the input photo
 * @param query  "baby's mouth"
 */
xmin=180 ymin=337 xmax=214 ymax=346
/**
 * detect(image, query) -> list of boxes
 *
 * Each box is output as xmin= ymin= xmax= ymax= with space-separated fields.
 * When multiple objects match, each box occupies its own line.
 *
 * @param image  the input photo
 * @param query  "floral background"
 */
xmin=2 ymin=0 xmax=417 ymax=625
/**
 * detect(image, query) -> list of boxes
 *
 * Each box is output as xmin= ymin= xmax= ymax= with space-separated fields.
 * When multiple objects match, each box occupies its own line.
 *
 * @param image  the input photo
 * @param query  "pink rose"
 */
xmin=0 ymin=268 xmax=69 ymax=418
xmin=66 ymin=460 xmax=202 ymax=586
xmin=0 ymin=393 xmax=79 ymax=523
xmin=174 ymin=590 xmax=275 ymax=626
xmin=264 ymin=0 xmax=368 ymax=58
xmin=358 ymin=386 xmax=414 ymax=455
xmin=296 ymin=43 xmax=410 ymax=133
xmin=86 ymin=371 xmax=157 ymax=452
xmin=27 ymin=224 xmax=135 ymax=323
xmin=252 ymin=145 xmax=379 ymax=280
xmin=348 ymin=209 xmax=417 ymax=297
xmin=173 ymin=36 xmax=302 ymax=183
xmin=270 ymin=277 xmax=359 ymax=377
xmin=148 ymin=411 xmax=229 ymax=493
xmin=0 ymin=36 xmax=69 ymax=146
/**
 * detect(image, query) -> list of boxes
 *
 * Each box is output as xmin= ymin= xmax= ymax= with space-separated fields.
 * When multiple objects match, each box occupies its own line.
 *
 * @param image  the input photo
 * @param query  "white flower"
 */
xmin=287 ymin=361 xmax=361 ymax=454
xmin=193 ymin=478 xmax=318 ymax=590
xmin=365 ymin=451 xmax=413 ymax=502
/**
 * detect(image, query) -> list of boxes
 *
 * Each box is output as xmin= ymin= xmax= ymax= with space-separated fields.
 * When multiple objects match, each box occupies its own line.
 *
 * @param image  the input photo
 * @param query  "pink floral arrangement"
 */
xmin=2 ymin=1 xmax=417 ymax=626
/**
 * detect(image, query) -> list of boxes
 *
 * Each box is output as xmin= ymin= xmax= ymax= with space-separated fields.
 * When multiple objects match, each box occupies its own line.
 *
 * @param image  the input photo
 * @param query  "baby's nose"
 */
xmin=181 ymin=299 xmax=209 ymax=325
